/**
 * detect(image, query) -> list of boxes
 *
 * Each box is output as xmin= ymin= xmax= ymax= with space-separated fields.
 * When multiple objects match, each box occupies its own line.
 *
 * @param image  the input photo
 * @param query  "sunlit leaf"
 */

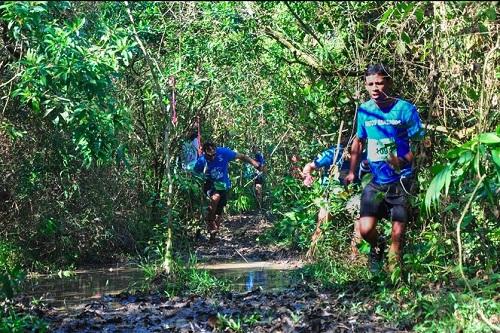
xmin=478 ymin=132 xmax=500 ymax=144
xmin=492 ymin=148 xmax=500 ymax=167
xmin=376 ymin=8 xmax=395 ymax=29
xmin=425 ymin=164 xmax=454 ymax=213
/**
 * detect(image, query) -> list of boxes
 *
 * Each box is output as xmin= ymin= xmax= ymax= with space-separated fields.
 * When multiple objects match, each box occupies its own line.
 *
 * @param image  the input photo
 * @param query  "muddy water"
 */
xmin=23 ymin=266 xmax=146 ymax=311
xmin=23 ymin=262 xmax=301 ymax=311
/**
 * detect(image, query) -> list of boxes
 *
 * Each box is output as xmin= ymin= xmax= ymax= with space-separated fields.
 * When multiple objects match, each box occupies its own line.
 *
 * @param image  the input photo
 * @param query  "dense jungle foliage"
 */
xmin=0 ymin=1 xmax=498 ymax=331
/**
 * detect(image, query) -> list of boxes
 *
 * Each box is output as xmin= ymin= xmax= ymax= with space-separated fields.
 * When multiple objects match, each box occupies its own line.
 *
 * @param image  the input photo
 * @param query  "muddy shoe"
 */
xmin=369 ymin=247 xmax=383 ymax=273
xmin=368 ymin=237 xmax=386 ymax=273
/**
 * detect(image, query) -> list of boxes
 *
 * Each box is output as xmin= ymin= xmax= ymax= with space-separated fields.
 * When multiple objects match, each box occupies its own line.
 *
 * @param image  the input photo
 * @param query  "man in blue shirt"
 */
xmin=345 ymin=64 xmax=424 ymax=273
xmin=302 ymin=144 xmax=369 ymax=258
xmin=302 ymin=144 xmax=347 ymax=187
xmin=302 ymin=144 xmax=352 ymax=254
xmin=194 ymin=141 xmax=262 ymax=241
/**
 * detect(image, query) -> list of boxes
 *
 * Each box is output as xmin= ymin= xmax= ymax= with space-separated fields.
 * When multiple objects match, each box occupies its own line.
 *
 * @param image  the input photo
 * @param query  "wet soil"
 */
xmin=16 ymin=284 xmax=406 ymax=332
xmin=16 ymin=213 xmax=409 ymax=332
xmin=191 ymin=212 xmax=302 ymax=265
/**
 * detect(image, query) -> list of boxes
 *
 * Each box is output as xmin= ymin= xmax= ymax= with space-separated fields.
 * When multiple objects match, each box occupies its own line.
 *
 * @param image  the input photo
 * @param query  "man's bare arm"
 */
xmin=345 ymin=137 xmax=364 ymax=184
xmin=236 ymin=153 xmax=260 ymax=169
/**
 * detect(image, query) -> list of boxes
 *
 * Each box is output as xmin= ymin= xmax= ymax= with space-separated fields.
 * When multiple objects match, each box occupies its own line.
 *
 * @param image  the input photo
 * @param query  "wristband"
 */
xmin=359 ymin=160 xmax=370 ymax=172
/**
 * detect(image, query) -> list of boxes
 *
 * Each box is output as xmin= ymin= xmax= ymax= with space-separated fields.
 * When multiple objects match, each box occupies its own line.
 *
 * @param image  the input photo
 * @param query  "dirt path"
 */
xmin=30 ymin=284 xmax=408 ymax=332
xmin=191 ymin=212 xmax=302 ymax=265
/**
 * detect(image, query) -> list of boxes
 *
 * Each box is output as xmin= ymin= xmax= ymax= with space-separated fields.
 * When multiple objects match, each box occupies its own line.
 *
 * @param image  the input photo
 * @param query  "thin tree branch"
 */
xmin=264 ymin=27 xmax=324 ymax=72
xmin=264 ymin=27 xmax=361 ymax=77
xmin=284 ymin=1 xmax=324 ymax=48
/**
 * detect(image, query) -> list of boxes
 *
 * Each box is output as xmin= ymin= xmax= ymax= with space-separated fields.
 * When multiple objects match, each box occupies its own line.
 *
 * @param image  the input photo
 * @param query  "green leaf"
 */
xmin=430 ymin=163 xmax=446 ymax=175
xmin=467 ymin=88 xmax=480 ymax=102
xmin=425 ymin=164 xmax=454 ymax=213
xmin=478 ymin=22 xmax=488 ymax=34
xmin=444 ymin=166 xmax=452 ymax=196
xmin=484 ymin=7 xmax=496 ymax=21
xmin=474 ymin=151 xmax=481 ymax=177
xmin=60 ymin=111 xmax=70 ymax=122
xmin=377 ymin=8 xmax=395 ymax=29
xmin=461 ymin=214 xmax=473 ymax=230
xmin=492 ymin=148 xmax=500 ymax=167
xmin=401 ymin=31 xmax=411 ymax=44
xmin=32 ymin=98 xmax=40 ymax=112
xmin=361 ymin=173 xmax=373 ymax=189
xmin=31 ymin=6 xmax=46 ymax=13
xmin=443 ymin=202 xmax=459 ymax=213
xmin=414 ymin=7 xmax=424 ymax=23
xmin=457 ymin=150 xmax=473 ymax=165
xmin=478 ymin=132 xmax=500 ymax=144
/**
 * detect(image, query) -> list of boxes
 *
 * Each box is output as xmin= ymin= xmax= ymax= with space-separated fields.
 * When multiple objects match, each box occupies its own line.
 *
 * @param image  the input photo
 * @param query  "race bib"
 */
xmin=367 ymin=138 xmax=396 ymax=162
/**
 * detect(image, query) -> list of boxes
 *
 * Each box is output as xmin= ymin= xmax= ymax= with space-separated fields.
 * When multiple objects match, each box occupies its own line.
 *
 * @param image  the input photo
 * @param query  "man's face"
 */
xmin=365 ymin=73 xmax=391 ymax=102
xmin=205 ymin=147 xmax=216 ymax=161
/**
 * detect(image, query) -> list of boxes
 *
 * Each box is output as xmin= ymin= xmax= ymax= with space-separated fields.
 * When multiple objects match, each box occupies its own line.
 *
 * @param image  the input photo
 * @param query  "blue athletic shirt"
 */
xmin=313 ymin=144 xmax=344 ymax=185
xmin=255 ymin=152 xmax=265 ymax=166
xmin=194 ymin=147 xmax=237 ymax=190
xmin=356 ymin=98 xmax=423 ymax=184
xmin=244 ymin=152 xmax=265 ymax=180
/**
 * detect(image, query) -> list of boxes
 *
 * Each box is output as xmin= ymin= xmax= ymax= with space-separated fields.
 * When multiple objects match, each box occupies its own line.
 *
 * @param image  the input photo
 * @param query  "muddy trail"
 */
xmin=190 ymin=212 xmax=302 ymax=265
xmin=16 ymin=213 xmax=409 ymax=332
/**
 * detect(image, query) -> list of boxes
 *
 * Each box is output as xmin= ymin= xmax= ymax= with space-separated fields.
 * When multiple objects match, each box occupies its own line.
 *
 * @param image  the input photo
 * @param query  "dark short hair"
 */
xmin=364 ymin=63 xmax=391 ymax=80
xmin=202 ymin=141 xmax=216 ymax=152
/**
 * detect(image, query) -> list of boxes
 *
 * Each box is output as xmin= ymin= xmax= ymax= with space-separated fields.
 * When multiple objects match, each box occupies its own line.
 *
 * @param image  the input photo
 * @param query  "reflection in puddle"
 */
xmin=211 ymin=268 xmax=299 ymax=292
xmin=22 ymin=263 xmax=300 ymax=311
xmin=23 ymin=266 xmax=145 ymax=310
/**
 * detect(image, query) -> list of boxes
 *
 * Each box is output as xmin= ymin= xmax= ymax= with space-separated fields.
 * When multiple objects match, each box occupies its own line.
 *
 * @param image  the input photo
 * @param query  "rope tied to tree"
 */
xmin=197 ymin=115 xmax=201 ymax=156
xmin=169 ymin=76 xmax=178 ymax=126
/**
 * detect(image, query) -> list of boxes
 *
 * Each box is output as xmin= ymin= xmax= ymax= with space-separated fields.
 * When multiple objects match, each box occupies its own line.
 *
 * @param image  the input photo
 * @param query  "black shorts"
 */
xmin=204 ymin=181 xmax=228 ymax=215
xmin=254 ymin=174 xmax=264 ymax=185
xmin=360 ymin=177 xmax=413 ymax=223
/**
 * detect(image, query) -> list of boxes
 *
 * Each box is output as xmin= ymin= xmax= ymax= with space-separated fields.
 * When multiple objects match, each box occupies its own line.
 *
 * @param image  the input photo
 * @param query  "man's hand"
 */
xmin=387 ymin=154 xmax=400 ymax=170
xmin=303 ymin=174 xmax=314 ymax=187
xmin=344 ymin=171 xmax=355 ymax=185
xmin=388 ymin=153 xmax=411 ymax=171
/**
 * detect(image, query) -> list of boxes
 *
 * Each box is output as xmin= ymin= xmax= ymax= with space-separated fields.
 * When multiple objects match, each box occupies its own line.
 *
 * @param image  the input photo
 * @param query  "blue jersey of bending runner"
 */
xmin=254 ymin=152 xmax=265 ymax=167
xmin=244 ymin=152 xmax=265 ymax=180
xmin=313 ymin=144 xmax=345 ymax=185
xmin=194 ymin=147 xmax=237 ymax=190
xmin=356 ymin=98 xmax=424 ymax=184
